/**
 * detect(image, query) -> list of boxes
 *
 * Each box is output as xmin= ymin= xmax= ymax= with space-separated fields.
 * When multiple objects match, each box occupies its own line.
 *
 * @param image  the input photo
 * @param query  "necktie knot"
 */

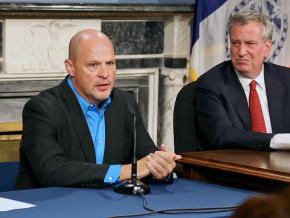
xmin=250 ymin=80 xmax=257 ymax=90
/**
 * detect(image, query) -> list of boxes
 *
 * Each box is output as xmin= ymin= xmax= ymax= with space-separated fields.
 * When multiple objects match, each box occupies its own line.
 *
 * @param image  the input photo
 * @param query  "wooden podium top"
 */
xmin=178 ymin=149 xmax=290 ymax=183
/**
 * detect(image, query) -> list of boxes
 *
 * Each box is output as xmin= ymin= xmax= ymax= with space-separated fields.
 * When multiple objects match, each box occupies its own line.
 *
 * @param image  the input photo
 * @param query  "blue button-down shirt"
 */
xmin=67 ymin=78 xmax=120 ymax=184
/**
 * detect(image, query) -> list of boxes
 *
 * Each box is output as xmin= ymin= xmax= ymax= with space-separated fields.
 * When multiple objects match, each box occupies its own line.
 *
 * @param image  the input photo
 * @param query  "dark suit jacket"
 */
xmin=16 ymin=77 xmax=157 ymax=189
xmin=173 ymin=82 xmax=204 ymax=152
xmin=195 ymin=60 xmax=290 ymax=150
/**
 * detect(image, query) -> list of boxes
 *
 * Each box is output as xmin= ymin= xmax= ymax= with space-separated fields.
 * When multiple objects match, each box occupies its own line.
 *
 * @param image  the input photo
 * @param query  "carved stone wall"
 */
xmin=4 ymin=19 xmax=101 ymax=78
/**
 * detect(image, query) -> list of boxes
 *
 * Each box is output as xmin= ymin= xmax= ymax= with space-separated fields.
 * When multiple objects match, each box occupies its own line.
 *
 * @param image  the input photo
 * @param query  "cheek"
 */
xmin=230 ymin=47 xmax=238 ymax=56
xmin=109 ymin=70 xmax=116 ymax=79
xmin=255 ymin=48 xmax=267 ymax=61
xmin=83 ymin=70 xmax=96 ymax=80
xmin=78 ymin=73 xmax=94 ymax=87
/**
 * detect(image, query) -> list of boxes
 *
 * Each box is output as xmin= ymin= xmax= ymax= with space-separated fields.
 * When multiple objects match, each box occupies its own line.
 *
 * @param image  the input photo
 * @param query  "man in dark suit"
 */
xmin=16 ymin=29 xmax=181 ymax=189
xmin=195 ymin=11 xmax=290 ymax=150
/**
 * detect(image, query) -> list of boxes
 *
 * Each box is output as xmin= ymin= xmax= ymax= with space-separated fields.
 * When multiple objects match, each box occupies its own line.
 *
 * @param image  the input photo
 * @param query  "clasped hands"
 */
xmin=120 ymin=144 xmax=182 ymax=181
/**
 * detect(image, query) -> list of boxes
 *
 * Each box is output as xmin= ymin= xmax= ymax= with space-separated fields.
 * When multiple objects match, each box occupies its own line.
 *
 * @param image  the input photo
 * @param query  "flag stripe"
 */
xmin=192 ymin=0 xmax=227 ymax=46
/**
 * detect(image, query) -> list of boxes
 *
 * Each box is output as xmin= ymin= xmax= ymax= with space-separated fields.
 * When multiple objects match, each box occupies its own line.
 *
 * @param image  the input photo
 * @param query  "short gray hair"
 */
xmin=228 ymin=11 xmax=273 ymax=41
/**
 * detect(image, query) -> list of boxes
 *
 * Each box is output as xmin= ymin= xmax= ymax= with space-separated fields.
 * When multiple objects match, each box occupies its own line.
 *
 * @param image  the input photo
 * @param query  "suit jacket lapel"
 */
xmin=104 ymin=105 xmax=114 ymax=162
xmin=226 ymin=64 xmax=251 ymax=129
xmin=264 ymin=64 xmax=284 ymax=132
xmin=60 ymin=78 xmax=96 ymax=163
xmin=103 ymin=89 xmax=117 ymax=163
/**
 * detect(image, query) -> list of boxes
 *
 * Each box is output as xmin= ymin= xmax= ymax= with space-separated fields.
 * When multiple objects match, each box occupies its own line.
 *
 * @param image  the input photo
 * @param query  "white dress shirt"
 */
xmin=235 ymin=67 xmax=290 ymax=150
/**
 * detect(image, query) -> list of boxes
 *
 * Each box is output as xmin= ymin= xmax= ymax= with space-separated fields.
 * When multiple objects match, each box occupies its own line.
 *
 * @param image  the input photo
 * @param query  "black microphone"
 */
xmin=114 ymin=104 xmax=150 ymax=195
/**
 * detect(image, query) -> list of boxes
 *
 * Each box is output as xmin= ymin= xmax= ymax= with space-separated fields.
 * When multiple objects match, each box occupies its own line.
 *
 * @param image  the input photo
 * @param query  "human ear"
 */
xmin=64 ymin=59 xmax=75 ymax=76
xmin=264 ymin=40 xmax=272 ymax=58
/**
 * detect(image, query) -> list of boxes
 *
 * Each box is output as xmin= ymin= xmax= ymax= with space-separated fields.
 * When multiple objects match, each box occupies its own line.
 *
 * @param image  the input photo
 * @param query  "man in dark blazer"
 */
xmin=16 ymin=29 xmax=180 ymax=189
xmin=195 ymin=11 xmax=290 ymax=150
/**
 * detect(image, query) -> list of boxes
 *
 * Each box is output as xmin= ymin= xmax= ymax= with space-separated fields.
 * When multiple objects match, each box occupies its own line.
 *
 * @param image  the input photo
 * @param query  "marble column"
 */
xmin=158 ymin=15 xmax=192 ymax=152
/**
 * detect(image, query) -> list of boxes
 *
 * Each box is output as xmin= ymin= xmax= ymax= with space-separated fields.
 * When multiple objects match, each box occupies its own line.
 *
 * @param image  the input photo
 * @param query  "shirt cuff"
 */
xmin=104 ymin=165 xmax=121 ymax=184
xmin=270 ymin=133 xmax=290 ymax=150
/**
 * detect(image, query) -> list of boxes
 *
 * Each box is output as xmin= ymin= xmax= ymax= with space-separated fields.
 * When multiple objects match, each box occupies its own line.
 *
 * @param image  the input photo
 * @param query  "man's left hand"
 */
xmin=146 ymin=144 xmax=182 ymax=180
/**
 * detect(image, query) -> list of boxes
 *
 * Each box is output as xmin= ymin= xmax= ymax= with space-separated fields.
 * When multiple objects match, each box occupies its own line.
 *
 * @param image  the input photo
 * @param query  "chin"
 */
xmin=235 ymin=65 xmax=249 ymax=73
xmin=96 ymin=92 xmax=110 ymax=101
xmin=95 ymin=88 xmax=111 ymax=98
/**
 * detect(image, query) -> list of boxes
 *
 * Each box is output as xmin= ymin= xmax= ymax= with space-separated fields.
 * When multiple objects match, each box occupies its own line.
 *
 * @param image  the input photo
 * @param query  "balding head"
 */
xmin=68 ymin=29 xmax=114 ymax=61
xmin=64 ymin=29 xmax=116 ymax=105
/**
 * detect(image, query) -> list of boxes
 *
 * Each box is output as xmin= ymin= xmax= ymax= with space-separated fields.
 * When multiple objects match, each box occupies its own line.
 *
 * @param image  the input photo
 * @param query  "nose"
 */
xmin=98 ymin=64 xmax=109 ymax=78
xmin=238 ymin=43 xmax=247 ymax=56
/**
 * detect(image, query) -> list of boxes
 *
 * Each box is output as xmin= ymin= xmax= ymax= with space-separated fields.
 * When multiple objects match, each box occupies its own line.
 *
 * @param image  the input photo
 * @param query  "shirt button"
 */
xmin=98 ymin=140 xmax=101 ymax=144
xmin=109 ymin=176 xmax=112 ymax=181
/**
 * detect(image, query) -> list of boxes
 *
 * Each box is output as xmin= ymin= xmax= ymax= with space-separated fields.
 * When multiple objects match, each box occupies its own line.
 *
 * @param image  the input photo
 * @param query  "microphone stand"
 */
xmin=114 ymin=112 xmax=150 ymax=195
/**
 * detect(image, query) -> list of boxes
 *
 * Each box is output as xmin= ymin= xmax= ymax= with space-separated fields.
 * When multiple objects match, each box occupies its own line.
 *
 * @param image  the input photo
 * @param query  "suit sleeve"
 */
xmin=195 ymin=79 xmax=273 ymax=150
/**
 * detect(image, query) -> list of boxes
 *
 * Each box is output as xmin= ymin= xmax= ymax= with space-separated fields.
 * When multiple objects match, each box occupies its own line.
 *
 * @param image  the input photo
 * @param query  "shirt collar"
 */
xmin=67 ymin=77 xmax=111 ymax=114
xmin=235 ymin=65 xmax=266 ymax=92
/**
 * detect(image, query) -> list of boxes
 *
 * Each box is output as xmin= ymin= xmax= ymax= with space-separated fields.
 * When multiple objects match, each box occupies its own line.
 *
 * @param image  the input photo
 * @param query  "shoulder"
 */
xmin=110 ymin=88 xmax=135 ymax=104
xmin=265 ymin=62 xmax=290 ymax=77
xmin=198 ymin=61 xmax=233 ymax=81
xmin=196 ymin=60 xmax=233 ymax=88
xmin=108 ymin=88 xmax=136 ymax=112
xmin=25 ymin=80 xmax=64 ymax=110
